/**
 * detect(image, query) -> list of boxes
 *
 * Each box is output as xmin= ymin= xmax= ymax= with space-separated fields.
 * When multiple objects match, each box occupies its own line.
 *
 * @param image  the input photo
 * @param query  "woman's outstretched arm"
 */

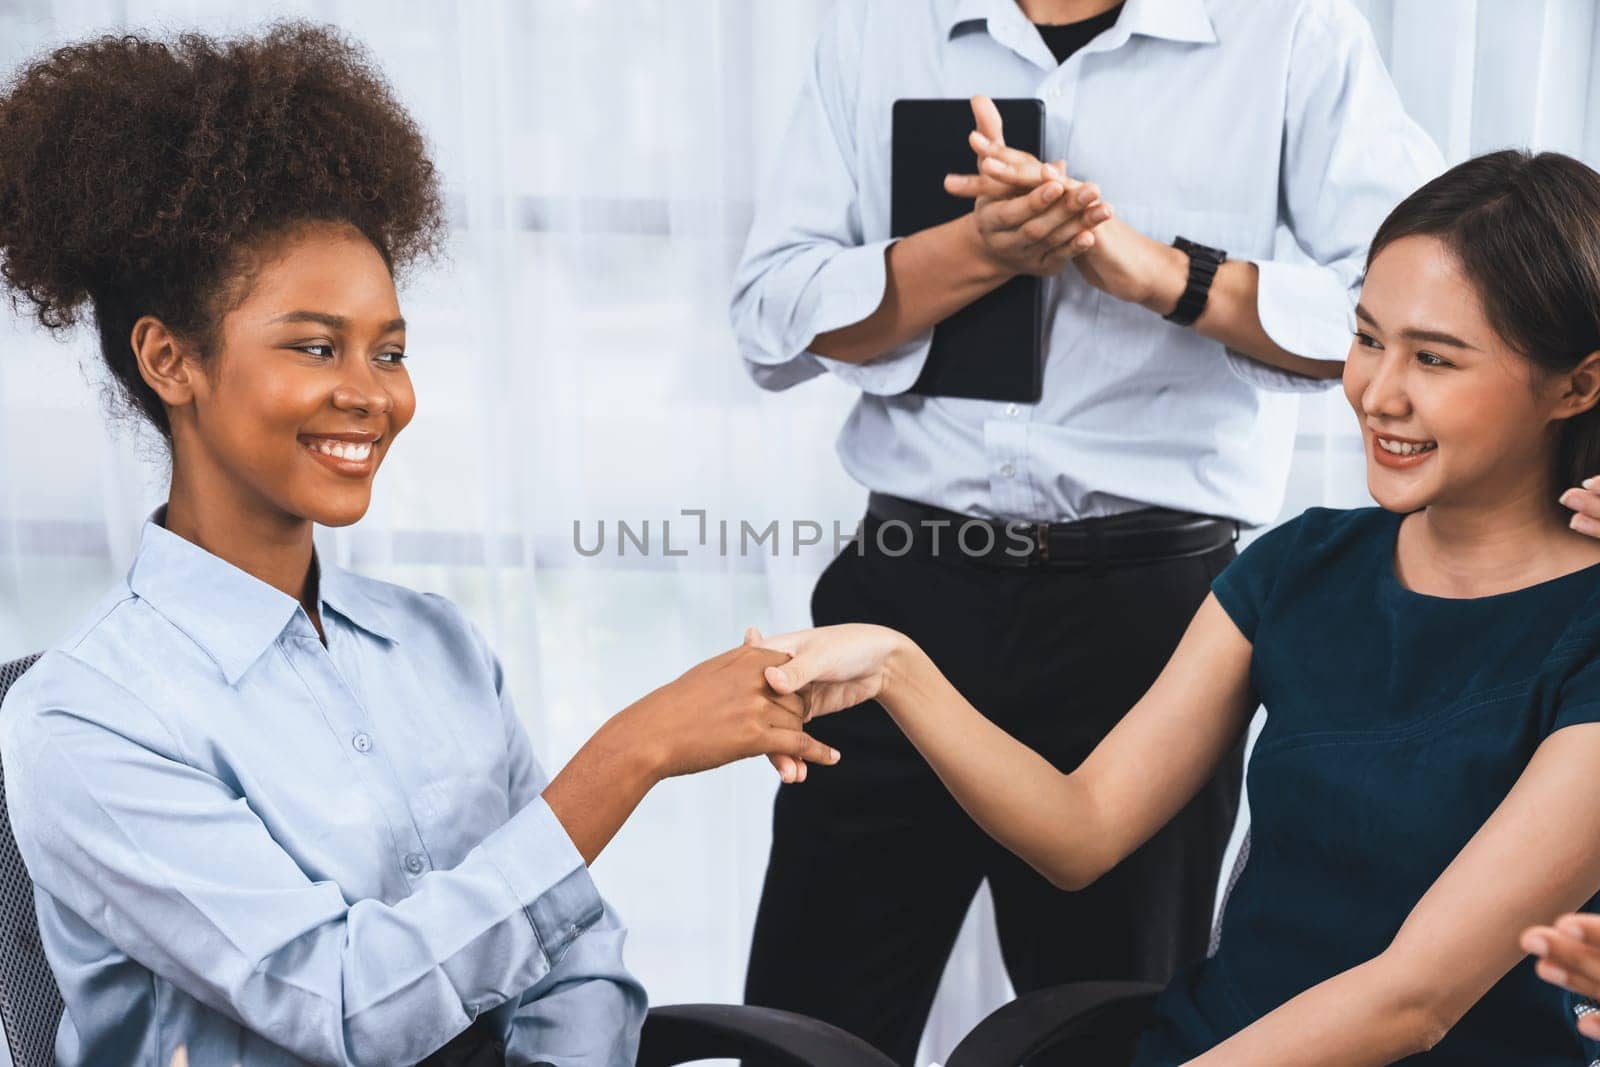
xmin=758 ymin=592 xmax=1257 ymax=892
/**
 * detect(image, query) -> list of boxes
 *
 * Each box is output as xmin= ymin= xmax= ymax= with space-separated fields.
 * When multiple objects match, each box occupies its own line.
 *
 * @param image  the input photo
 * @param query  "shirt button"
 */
xmin=404 ymin=852 xmax=427 ymax=875
xmin=1000 ymin=463 xmax=1016 ymax=478
xmin=352 ymin=732 xmax=373 ymax=753
xmin=1005 ymin=403 xmax=1020 ymax=417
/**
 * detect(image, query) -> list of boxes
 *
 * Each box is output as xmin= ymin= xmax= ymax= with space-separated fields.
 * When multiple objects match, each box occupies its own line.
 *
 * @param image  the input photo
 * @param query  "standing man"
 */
xmin=731 ymin=0 xmax=1442 ymax=1062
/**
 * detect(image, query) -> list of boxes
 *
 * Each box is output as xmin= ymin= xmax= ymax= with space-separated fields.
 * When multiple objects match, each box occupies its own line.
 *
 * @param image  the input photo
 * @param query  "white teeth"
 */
xmin=308 ymin=439 xmax=373 ymax=461
xmin=1377 ymin=437 xmax=1436 ymax=456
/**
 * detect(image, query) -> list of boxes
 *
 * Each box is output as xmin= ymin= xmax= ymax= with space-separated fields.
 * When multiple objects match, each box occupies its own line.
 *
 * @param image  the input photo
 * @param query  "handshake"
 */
xmin=612 ymin=623 xmax=909 ymax=786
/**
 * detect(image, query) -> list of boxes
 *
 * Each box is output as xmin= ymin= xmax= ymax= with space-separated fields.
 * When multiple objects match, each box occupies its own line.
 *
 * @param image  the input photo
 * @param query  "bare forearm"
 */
xmin=1141 ymin=248 xmax=1343 ymax=380
xmin=881 ymin=641 xmax=1104 ymax=889
xmin=810 ymin=214 xmax=1013 ymax=364
xmin=1186 ymin=958 xmax=1442 ymax=1067
xmin=542 ymin=717 xmax=660 ymax=866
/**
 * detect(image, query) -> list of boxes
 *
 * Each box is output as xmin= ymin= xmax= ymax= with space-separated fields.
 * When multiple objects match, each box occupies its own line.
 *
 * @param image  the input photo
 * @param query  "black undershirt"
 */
xmin=1034 ymin=2 xmax=1125 ymax=65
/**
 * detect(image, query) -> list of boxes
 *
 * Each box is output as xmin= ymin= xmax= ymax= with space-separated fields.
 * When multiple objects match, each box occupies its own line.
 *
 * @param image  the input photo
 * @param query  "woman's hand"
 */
xmin=614 ymin=642 xmax=840 ymax=782
xmin=1521 ymin=914 xmax=1600 ymax=1038
xmin=750 ymin=623 xmax=914 ymax=720
xmin=1561 ymin=480 xmax=1600 ymax=539
xmin=746 ymin=627 xmax=811 ymax=785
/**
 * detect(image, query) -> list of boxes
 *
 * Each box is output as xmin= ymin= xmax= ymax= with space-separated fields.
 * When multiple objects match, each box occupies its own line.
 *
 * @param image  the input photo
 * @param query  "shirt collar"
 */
xmin=315 ymin=552 xmax=403 ymax=646
xmin=942 ymin=0 xmax=1216 ymax=46
xmin=127 ymin=508 xmax=399 ymax=684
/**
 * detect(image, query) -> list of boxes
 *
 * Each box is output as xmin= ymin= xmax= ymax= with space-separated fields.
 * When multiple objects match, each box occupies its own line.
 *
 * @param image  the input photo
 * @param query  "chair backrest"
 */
xmin=0 ymin=655 xmax=65 ymax=1067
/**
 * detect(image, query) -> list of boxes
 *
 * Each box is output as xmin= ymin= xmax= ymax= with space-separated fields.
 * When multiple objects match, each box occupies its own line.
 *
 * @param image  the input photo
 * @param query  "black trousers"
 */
xmin=743 ymin=520 xmax=1244 ymax=1066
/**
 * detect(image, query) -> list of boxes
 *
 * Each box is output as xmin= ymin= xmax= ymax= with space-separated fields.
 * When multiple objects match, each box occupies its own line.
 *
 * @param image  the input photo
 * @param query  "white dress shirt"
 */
xmin=731 ymin=0 xmax=1443 ymax=526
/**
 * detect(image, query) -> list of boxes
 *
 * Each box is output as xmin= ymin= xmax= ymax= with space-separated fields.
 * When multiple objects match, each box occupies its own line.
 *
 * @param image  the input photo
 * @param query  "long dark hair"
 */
xmin=1367 ymin=149 xmax=1600 ymax=489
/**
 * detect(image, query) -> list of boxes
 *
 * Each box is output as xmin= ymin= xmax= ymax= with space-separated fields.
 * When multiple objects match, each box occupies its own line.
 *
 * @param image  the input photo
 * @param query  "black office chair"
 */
xmin=940 ymin=829 xmax=1256 ymax=1067
xmin=0 ymin=653 xmax=893 ymax=1067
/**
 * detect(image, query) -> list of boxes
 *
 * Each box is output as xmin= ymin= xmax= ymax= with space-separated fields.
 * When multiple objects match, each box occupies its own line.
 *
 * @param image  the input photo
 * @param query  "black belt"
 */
xmin=864 ymin=492 xmax=1239 ymax=569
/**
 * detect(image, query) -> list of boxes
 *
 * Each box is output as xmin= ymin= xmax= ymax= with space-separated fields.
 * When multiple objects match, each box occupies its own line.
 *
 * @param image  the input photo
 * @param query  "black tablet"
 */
xmin=892 ymin=98 xmax=1045 ymax=403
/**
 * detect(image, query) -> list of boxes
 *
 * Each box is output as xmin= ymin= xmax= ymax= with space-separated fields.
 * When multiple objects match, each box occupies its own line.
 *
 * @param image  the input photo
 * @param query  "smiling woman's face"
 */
xmin=174 ymin=221 xmax=416 ymax=529
xmin=1344 ymin=234 xmax=1568 ymax=515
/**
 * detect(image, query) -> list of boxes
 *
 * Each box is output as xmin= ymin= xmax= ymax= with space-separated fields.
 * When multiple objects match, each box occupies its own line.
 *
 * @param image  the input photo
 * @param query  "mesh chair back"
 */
xmin=0 ymin=655 xmax=64 ymax=1067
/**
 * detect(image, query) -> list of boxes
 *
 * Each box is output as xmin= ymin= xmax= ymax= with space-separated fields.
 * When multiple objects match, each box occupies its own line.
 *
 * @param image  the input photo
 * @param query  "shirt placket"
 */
xmin=985 ymin=402 xmax=1033 ymax=517
xmin=979 ymin=19 xmax=1131 ymax=522
xmin=976 ymin=12 xmax=1081 ymax=521
xmin=282 ymin=624 xmax=435 ymax=887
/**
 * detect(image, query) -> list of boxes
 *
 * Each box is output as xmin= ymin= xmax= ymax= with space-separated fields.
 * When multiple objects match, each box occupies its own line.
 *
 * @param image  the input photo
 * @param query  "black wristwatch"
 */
xmin=1163 ymin=236 xmax=1227 ymax=327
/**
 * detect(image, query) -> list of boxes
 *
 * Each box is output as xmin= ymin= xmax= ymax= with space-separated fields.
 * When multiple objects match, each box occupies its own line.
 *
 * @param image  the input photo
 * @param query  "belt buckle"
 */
xmin=1036 ymin=520 xmax=1051 ymax=565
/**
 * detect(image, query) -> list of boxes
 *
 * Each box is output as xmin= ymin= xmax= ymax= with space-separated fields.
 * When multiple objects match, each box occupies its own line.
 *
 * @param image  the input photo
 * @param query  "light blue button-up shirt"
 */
xmin=0 ymin=514 xmax=645 ymax=1066
xmin=732 ymin=0 xmax=1444 ymax=526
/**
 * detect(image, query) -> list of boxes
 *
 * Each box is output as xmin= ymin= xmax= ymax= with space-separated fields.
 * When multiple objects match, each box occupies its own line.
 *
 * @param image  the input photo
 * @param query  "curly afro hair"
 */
xmin=0 ymin=21 xmax=446 ymax=439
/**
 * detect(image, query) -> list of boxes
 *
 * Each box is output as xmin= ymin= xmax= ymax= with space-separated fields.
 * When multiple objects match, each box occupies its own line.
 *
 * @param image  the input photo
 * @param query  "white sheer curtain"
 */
xmin=1 ymin=1 xmax=1598 ymax=1062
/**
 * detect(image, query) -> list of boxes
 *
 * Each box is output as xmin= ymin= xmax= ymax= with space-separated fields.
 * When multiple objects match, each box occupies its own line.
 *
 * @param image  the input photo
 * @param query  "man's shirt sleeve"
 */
xmin=729 ymin=1 xmax=934 ymax=397
xmin=1233 ymin=0 xmax=1445 ymax=392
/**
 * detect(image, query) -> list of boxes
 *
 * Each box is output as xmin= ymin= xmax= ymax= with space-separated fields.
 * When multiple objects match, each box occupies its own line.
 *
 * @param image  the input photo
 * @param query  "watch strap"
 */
xmin=1164 ymin=236 xmax=1226 ymax=327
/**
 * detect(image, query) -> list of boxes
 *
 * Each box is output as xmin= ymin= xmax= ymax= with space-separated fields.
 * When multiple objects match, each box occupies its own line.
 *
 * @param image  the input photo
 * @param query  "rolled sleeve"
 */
xmin=1248 ymin=260 xmax=1358 ymax=378
xmin=730 ymin=3 xmax=931 ymax=396
xmin=478 ymin=797 xmax=605 ymax=964
xmin=467 ymin=608 xmax=647 ymax=1063
xmin=486 ymin=792 xmax=644 ymax=1067
xmin=504 ymin=897 xmax=647 ymax=1067
xmin=469 ymin=614 xmax=609 ymax=965
xmin=1245 ymin=0 xmax=1444 ymax=378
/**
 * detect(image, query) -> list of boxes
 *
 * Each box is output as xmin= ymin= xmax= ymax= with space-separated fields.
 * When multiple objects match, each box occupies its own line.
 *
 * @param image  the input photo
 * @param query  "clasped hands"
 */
xmin=952 ymin=94 xmax=1189 ymax=315
xmin=744 ymin=623 xmax=911 ymax=784
xmin=619 ymin=625 xmax=887 ymax=787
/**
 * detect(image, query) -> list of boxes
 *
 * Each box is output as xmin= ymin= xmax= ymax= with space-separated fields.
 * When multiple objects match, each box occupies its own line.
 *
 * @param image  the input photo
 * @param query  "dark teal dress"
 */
xmin=1131 ymin=507 xmax=1600 ymax=1065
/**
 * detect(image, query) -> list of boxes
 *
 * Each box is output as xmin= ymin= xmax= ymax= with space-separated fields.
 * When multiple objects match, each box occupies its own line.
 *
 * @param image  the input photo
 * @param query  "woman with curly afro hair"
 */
xmin=0 ymin=22 xmax=837 ymax=1067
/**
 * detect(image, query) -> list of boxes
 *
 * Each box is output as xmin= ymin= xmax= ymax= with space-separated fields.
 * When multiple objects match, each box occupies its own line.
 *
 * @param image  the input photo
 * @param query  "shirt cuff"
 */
xmin=1254 ymin=258 xmax=1357 ymax=364
xmin=479 ymin=796 xmax=605 ymax=967
xmin=746 ymin=238 xmax=934 ymax=397
xmin=810 ymin=329 xmax=934 ymax=396
xmin=1218 ymin=258 xmax=1357 ymax=394
xmin=1221 ymin=347 xmax=1341 ymax=393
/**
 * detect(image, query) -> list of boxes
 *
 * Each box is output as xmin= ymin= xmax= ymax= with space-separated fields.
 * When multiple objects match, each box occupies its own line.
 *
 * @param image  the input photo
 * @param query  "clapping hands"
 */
xmin=950 ymin=94 xmax=1190 ymax=313
xmin=943 ymin=95 xmax=1111 ymax=278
